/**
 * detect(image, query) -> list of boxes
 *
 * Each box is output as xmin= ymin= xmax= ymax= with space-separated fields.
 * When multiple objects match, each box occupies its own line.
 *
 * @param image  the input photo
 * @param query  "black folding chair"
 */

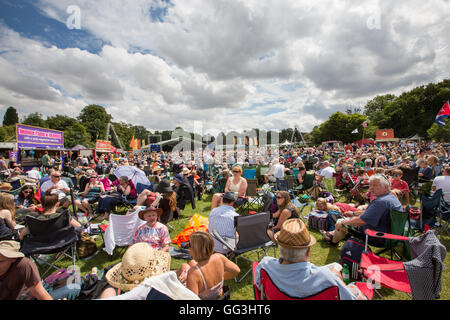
xmin=211 ymin=211 xmax=275 ymax=283
xmin=20 ymin=210 xmax=78 ymax=278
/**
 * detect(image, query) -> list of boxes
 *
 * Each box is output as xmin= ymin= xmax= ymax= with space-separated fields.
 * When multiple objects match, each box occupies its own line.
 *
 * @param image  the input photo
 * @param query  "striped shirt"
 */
xmin=208 ymin=204 xmax=239 ymax=254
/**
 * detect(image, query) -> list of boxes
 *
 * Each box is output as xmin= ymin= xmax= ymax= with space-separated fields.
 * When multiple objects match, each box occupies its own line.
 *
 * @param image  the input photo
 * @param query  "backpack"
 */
xmin=77 ymin=232 xmax=98 ymax=259
xmin=339 ymin=238 xmax=370 ymax=281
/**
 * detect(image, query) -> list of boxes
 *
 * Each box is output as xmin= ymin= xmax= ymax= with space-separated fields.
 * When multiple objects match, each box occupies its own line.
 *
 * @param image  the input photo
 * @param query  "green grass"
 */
xmin=52 ymin=193 xmax=450 ymax=300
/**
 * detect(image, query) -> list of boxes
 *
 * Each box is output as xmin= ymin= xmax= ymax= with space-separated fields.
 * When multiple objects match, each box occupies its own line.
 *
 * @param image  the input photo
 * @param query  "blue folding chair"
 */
xmin=243 ymin=169 xmax=256 ymax=180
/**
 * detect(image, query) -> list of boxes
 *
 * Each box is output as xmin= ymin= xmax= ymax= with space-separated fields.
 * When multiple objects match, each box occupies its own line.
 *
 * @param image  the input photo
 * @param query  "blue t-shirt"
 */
xmin=360 ymin=193 xmax=402 ymax=235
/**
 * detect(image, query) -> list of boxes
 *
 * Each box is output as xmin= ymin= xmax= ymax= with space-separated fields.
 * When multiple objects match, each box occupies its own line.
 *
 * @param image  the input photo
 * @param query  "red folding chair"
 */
xmin=252 ymin=262 xmax=373 ymax=300
xmin=359 ymin=229 xmax=413 ymax=299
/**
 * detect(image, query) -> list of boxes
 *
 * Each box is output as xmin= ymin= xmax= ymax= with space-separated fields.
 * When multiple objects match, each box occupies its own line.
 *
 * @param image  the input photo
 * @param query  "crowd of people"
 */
xmin=0 ymin=139 xmax=449 ymax=300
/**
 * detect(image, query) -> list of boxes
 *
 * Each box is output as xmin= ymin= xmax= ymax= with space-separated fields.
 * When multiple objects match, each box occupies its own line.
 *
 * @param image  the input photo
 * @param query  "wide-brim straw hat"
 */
xmin=152 ymin=166 xmax=163 ymax=172
xmin=181 ymin=167 xmax=190 ymax=175
xmin=138 ymin=206 xmax=163 ymax=220
xmin=105 ymin=243 xmax=170 ymax=292
xmin=274 ymin=219 xmax=316 ymax=249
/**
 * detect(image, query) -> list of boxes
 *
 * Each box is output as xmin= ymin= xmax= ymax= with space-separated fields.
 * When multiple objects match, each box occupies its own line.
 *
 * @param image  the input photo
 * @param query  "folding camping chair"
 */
xmin=400 ymin=167 xmax=419 ymax=204
xmin=437 ymin=192 xmax=450 ymax=238
xmin=211 ymin=211 xmax=275 ymax=283
xmin=243 ymin=168 xmax=257 ymax=180
xmin=252 ymin=262 xmax=373 ymax=300
xmin=102 ymin=208 xmax=146 ymax=259
xmin=237 ymin=179 xmax=263 ymax=215
xmin=360 ymin=229 xmax=447 ymax=300
xmin=418 ymin=189 xmax=443 ymax=231
xmin=20 ymin=210 xmax=78 ymax=278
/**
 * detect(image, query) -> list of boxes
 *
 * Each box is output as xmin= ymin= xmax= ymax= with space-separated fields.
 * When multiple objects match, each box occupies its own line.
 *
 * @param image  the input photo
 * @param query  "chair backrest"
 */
xmin=389 ymin=208 xmax=410 ymax=237
xmin=259 ymin=268 xmax=340 ymax=300
xmin=103 ymin=208 xmax=147 ymax=255
xmin=259 ymin=166 xmax=269 ymax=176
xmin=25 ymin=210 xmax=71 ymax=237
xmin=421 ymin=189 xmax=443 ymax=219
xmin=303 ymin=173 xmax=315 ymax=189
xmin=99 ymin=177 xmax=112 ymax=191
xmin=243 ymin=169 xmax=256 ymax=180
xmin=234 ymin=212 xmax=272 ymax=252
xmin=246 ymin=179 xmax=258 ymax=197
xmin=285 ymin=175 xmax=295 ymax=189
xmin=292 ymin=168 xmax=300 ymax=179
xmin=400 ymin=167 xmax=420 ymax=186
xmin=323 ymin=177 xmax=336 ymax=194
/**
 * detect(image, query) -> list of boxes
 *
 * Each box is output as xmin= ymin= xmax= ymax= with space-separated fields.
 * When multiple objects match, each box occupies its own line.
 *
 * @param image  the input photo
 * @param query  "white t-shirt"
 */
xmin=27 ymin=169 xmax=41 ymax=181
xmin=432 ymin=175 xmax=450 ymax=202
xmin=273 ymin=163 xmax=285 ymax=179
xmin=318 ymin=166 xmax=336 ymax=179
xmin=40 ymin=179 xmax=69 ymax=200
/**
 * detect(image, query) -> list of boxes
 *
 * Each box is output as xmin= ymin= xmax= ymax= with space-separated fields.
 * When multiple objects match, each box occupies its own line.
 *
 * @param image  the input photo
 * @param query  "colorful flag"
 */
xmin=129 ymin=136 xmax=135 ymax=149
xmin=351 ymin=128 xmax=358 ymax=134
xmin=435 ymin=101 xmax=450 ymax=126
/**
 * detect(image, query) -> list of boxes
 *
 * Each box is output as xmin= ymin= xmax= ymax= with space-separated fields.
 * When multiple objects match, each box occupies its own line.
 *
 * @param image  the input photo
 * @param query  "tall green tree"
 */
xmin=77 ymin=105 xmax=112 ymax=142
xmin=2 ymin=106 xmax=19 ymax=126
xmin=47 ymin=114 xmax=77 ymax=132
xmin=22 ymin=112 xmax=48 ymax=128
xmin=64 ymin=122 xmax=92 ymax=148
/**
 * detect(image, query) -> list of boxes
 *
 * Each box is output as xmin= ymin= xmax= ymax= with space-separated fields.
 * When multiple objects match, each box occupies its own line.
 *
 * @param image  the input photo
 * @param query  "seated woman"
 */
xmin=19 ymin=191 xmax=81 ymax=240
xmin=296 ymin=166 xmax=307 ymax=186
xmin=75 ymin=172 xmax=105 ymax=218
xmin=14 ymin=184 xmax=38 ymax=211
xmin=176 ymin=231 xmax=240 ymax=300
xmin=97 ymin=176 xmax=137 ymax=220
xmin=210 ymin=165 xmax=247 ymax=210
xmin=132 ymin=207 xmax=170 ymax=252
xmin=135 ymin=179 xmax=177 ymax=225
xmin=267 ymin=191 xmax=299 ymax=241
xmin=0 ymin=193 xmax=16 ymax=239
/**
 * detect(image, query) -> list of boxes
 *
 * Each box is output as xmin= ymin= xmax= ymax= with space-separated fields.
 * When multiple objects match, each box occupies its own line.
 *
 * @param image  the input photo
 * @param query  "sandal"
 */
xmin=320 ymin=230 xmax=333 ymax=242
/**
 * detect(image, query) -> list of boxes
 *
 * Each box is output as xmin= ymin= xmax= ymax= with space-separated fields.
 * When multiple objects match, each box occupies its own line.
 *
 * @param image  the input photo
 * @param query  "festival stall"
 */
xmin=15 ymin=124 xmax=65 ymax=170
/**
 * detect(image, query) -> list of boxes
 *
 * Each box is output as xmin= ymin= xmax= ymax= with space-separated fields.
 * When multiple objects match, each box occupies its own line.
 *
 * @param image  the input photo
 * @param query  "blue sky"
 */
xmin=0 ymin=0 xmax=448 ymax=135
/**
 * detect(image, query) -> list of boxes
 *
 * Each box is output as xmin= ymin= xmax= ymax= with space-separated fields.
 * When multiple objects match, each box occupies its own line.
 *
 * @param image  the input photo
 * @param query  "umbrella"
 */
xmin=113 ymin=165 xmax=150 ymax=187
xmin=72 ymin=145 xmax=87 ymax=151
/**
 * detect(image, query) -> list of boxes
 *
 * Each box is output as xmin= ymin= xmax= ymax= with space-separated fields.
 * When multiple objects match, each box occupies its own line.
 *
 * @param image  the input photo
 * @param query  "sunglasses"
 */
xmin=276 ymin=196 xmax=284 ymax=199
xmin=23 ymin=190 xmax=32 ymax=194
xmin=52 ymin=175 xmax=61 ymax=178
xmin=232 ymin=170 xmax=240 ymax=173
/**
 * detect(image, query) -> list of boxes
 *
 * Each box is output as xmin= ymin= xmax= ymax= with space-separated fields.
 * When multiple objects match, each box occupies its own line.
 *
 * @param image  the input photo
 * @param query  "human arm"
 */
xmin=218 ymin=253 xmax=241 ymax=280
xmin=224 ymin=178 xmax=231 ymax=192
xmin=273 ymin=209 xmax=292 ymax=230
xmin=238 ymin=179 xmax=247 ymax=197
xmin=1 ymin=210 xmax=16 ymax=229
xmin=28 ymin=281 xmax=53 ymax=300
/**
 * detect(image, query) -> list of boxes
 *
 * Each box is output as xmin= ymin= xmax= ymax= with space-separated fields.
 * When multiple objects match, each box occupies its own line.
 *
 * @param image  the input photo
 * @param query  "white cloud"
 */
xmin=0 ymin=0 xmax=448 ymax=136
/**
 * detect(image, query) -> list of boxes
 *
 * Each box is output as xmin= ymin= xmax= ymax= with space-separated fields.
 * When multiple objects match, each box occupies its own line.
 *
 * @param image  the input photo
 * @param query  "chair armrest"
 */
xmin=210 ymin=229 xmax=235 ymax=252
xmin=364 ymin=229 xmax=409 ymax=241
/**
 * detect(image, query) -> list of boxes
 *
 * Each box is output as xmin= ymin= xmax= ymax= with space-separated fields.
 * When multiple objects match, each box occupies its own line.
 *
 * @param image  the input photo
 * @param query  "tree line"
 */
xmin=1 ymin=78 xmax=449 ymax=149
xmin=310 ymin=79 xmax=450 ymax=144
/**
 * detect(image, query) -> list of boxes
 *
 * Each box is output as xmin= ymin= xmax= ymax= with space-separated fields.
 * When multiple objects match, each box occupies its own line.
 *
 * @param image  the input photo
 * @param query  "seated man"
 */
xmin=40 ymin=170 xmax=71 ymax=209
xmin=432 ymin=166 xmax=450 ymax=203
xmin=0 ymin=240 xmax=52 ymax=300
xmin=208 ymin=192 xmax=239 ymax=254
xmin=316 ymin=161 xmax=336 ymax=184
xmin=254 ymin=219 xmax=366 ymax=300
xmin=321 ymin=174 xmax=402 ymax=247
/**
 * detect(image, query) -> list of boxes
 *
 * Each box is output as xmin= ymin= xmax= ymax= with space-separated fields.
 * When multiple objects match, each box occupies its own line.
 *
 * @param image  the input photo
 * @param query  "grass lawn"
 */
xmin=53 ymin=193 xmax=449 ymax=300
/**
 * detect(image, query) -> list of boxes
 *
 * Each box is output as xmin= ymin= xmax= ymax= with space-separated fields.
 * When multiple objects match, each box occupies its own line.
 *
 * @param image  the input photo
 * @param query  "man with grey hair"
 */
xmin=321 ymin=174 xmax=402 ymax=247
xmin=254 ymin=219 xmax=364 ymax=299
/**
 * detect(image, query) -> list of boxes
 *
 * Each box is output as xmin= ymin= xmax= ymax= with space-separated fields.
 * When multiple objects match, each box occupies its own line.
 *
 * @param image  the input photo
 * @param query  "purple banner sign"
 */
xmin=16 ymin=124 xmax=64 ymax=149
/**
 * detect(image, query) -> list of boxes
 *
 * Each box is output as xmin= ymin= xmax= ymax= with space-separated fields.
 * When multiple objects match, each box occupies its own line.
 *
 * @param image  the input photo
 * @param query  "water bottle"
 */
xmin=342 ymin=264 xmax=350 ymax=284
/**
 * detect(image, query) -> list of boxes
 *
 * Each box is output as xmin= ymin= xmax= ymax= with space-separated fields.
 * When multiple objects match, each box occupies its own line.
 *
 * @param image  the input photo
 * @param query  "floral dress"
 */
xmin=132 ymin=222 xmax=171 ymax=250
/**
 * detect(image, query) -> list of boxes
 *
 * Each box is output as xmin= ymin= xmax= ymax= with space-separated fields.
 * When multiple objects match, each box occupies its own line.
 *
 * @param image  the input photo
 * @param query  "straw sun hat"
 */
xmin=274 ymin=219 xmax=316 ymax=249
xmin=105 ymin=242 xmax=170 ymax=291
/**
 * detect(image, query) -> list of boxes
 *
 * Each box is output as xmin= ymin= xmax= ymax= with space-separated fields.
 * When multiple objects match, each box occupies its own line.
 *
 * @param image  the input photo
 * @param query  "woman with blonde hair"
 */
xmin=0 ymin=193 xmax=16 ymax=238
xmin=176 ymin=231 xmax=240 ymax=300
xmin=211 ymin=165 xmax=247 ymax=210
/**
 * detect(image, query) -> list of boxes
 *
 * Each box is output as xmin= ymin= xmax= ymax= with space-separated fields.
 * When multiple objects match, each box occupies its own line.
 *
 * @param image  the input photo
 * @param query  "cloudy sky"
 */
xmin=0 ymin=0 xmax=448 ymax=137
